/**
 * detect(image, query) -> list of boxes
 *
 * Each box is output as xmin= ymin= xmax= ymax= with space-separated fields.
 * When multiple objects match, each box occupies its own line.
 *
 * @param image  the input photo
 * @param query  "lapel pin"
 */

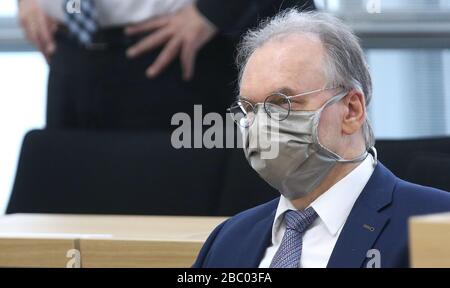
xmin=363 ymin=224 xmax=375 ymax=232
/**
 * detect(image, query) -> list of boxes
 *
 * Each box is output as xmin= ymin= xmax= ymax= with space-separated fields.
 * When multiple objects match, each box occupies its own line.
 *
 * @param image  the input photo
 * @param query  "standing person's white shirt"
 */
xmin=37 ymin=0 xmax=194 ymax=27
xmin=259 ymin=154 xmax=376 ymax=268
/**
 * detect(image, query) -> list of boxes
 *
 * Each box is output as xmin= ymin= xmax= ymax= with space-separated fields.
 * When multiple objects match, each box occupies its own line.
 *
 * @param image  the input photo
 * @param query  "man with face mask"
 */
xmin=193 ymin=10 xmax=450 ymax=268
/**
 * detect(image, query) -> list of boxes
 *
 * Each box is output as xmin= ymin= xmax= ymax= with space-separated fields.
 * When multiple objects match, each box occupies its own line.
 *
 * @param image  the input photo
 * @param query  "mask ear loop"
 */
xmin=369 ymin=146 xmax=378 ymax=167
xmin=312 ymin=91 xmax=370 ymax=163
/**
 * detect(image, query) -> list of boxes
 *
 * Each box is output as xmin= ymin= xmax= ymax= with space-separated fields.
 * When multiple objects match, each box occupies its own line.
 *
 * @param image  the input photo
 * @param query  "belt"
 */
xmin=57 ymin=24 xmax=140 ymax=51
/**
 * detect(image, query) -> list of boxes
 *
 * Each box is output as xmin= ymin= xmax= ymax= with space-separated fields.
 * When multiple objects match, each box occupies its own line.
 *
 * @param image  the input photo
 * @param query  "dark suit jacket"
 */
xmin=193 ymin=163 xmax=450 ymax=268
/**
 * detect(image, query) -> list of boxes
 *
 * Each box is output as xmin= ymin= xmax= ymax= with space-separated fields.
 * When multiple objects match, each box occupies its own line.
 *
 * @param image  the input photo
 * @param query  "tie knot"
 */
xmin=284 ymin=207 xmax=318 ymax=233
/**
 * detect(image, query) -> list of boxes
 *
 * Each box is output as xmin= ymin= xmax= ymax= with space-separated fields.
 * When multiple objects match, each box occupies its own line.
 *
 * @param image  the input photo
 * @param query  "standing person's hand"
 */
xmin=125 ymin=4 xmax=217 ymax=81
xmin=18 ymin=0 xmax=58 ymax=61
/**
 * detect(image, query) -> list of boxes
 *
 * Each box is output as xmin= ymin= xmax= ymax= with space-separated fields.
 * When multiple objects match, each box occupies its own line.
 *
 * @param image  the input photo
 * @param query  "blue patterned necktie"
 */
xmin=64 ymin=0 xmax=99 ymax=45
xmin=270 ymin=207 xmax=318 ymax=268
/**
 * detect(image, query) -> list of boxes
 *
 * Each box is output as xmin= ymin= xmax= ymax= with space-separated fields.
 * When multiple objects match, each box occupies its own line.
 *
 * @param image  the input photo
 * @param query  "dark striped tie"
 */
xmin=270 ymin=207 xmax=318 ymax=268
xmin=64 ymin=0 xmax=99 ymax=45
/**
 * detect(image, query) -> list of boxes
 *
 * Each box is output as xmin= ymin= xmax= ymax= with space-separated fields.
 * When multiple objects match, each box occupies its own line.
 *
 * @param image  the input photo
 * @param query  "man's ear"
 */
xmin=342 ymin=89 xmax=366 ymax=136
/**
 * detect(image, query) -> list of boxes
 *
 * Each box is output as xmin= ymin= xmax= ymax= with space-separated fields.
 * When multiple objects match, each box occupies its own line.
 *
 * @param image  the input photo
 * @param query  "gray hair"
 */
xmin=236 ymin=10 xmax=375 ymax=148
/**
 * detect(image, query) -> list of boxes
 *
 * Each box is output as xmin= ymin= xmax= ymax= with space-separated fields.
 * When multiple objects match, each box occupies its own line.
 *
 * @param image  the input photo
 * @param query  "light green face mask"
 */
xmin=243 ymin=91 xmax=374 ymax=200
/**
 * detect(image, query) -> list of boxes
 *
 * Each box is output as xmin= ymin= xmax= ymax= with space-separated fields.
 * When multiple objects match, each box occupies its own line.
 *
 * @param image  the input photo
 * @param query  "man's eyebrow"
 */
xmin=237 ymin=86 xmax=302 ymax=101
xmin=270 ymin=87 xmax=299 ymax=96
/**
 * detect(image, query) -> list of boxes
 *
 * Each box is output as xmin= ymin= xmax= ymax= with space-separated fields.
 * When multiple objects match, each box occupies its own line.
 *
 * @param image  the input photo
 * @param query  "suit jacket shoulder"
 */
xmin=375 ymin=177 xmax=450 ymax=267
xmin=329 ymin=165 xmax=450 ymax=268
xmin=394 ymin=179 xmax=450 ymax=213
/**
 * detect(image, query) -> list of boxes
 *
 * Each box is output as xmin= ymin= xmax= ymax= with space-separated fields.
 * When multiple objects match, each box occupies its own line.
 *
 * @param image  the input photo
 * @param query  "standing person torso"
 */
xmin=26 ymin=0 xmax=315 ymax=131
xmin=37 ymin=0 xmax=194 ymax=27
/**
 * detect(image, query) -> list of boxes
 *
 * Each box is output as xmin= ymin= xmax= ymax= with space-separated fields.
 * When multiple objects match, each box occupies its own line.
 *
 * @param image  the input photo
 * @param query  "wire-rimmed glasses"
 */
xmin=228 ymin=87 xmax=339 ymax=128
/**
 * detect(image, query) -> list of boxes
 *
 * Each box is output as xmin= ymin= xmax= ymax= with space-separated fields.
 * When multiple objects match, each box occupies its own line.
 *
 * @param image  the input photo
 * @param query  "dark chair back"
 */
xmin=376 ymin=138 xmax=450 ymax=178
xmin=404 ymin=152 xmax=450 ymax=192
xmin=7 ymin=130 xmax=227 ymax=216
xmin=376 ymin=138 xmax=450 ymax=191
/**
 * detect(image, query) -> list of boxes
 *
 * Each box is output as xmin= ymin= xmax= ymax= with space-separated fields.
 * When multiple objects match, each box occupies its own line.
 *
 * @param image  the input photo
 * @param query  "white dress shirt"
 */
xmin=37 ymin=0 xmax=193 ymax=27
xmin=259 ymin=154 xmax=376 ymax=268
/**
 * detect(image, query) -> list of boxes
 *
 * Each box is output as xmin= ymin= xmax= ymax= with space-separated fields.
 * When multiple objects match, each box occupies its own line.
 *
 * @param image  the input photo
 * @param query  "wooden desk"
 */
xmin=0 ymin=214 xmax=226 ymax=268
xmin=410 ymin=212 xmax=450 ymax=268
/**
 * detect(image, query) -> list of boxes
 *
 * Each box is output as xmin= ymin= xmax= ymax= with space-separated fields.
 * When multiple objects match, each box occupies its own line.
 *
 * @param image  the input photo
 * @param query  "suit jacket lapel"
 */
xmin=326 ymin=202 xmax=390 ymax=268
xmin=235 ymin=208 xmax=277 ymax=268
xmin=327 ymin=163 xmax=395 ymax=268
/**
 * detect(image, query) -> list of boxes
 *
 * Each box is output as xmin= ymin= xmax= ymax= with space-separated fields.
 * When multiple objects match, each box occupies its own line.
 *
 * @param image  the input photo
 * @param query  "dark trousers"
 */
xmin=47 ymin=28 xmax=236 ymax=131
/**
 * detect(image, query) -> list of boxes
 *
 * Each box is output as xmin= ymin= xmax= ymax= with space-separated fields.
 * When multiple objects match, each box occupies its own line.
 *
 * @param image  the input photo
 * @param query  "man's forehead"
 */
xmin=240 ymin=34 xmax=326 ymax=99
xmin=250 ymin=34 xmax=323 ymax=64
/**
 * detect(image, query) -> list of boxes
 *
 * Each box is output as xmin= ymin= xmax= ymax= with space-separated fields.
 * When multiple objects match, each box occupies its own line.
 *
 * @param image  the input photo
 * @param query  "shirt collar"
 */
xmin=272 ymin=154 xmax=376 ymax=241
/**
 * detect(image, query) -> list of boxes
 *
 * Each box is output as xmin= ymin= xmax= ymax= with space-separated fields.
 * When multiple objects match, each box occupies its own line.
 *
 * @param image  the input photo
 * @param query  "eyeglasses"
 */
xmin=228 ymin=87 xmax=339 ymax=128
